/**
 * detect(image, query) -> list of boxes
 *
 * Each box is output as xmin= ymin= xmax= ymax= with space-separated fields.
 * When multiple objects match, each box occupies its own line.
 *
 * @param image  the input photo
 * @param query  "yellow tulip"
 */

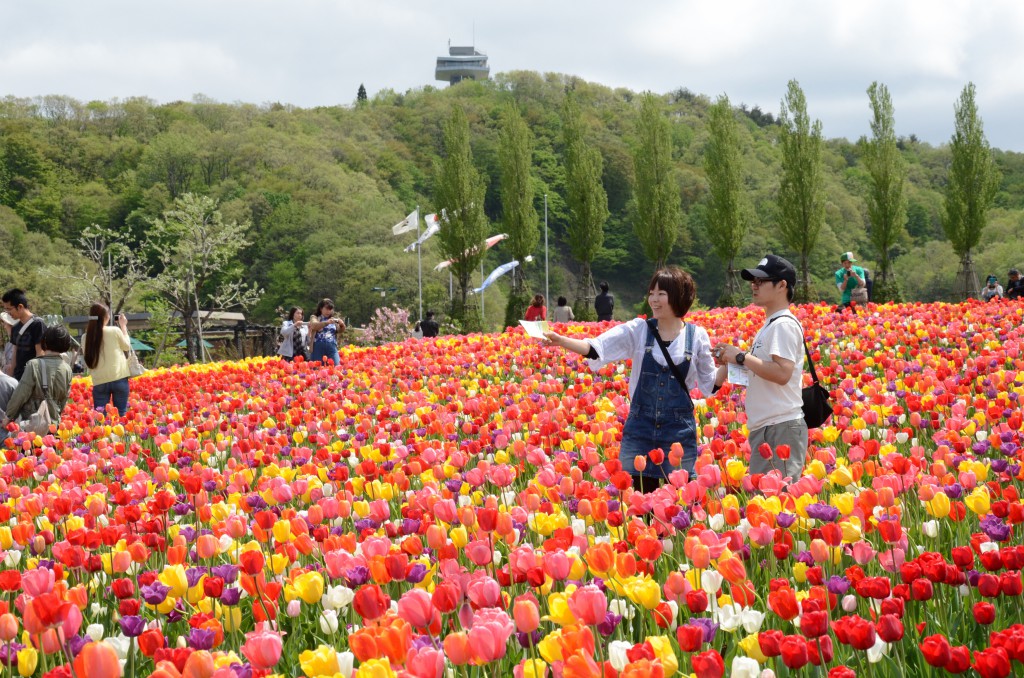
xmin=449 ymin=525 xmax=468 ymax=548
xmin=17 ymin=647 xmax=37 ymax=677
xmin=159 ymin=564 xmax=188 ymax=599
xmin=272 ymin=521 xmax=292 ymax=543
xmin=521 ymin=659 xmax=548 ymax=678
xmin=299 ymin=645 xmax=341 ymax=678
xmin=627 ymin=578 xmax=662 ymax=610
xmin=544 ymin=591 xmax=577 ymax=626
xmin=646 ymin=635 xmax=678 ymax=674
xmin=965 ymin=488 xmax=991 ymax=516
xmin=355 ymin=658 xmax=396 ymax=678
xmin=294 ymin=571 xmax=325 ymax=605
xmin=925 ymin=492 xmax=951 ymax=519
xmin=739 ymin=633 xmax=768 ymax=662
xmin=537 ymin=631 xmax=565 ymax=663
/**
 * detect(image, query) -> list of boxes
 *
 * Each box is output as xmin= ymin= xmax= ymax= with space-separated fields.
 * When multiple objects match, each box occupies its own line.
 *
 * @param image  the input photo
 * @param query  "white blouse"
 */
xmin=585 ymin=317 xmax=717 ymax=401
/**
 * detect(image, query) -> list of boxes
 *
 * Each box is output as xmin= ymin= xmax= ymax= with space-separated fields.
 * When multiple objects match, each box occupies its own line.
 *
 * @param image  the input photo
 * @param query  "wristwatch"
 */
xmin=735 ymin=352 xmax=746 ymax=366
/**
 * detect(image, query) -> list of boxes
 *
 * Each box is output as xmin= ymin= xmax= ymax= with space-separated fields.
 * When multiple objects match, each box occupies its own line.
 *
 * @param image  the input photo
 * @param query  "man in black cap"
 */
xmin=712 ymin=254 xmax=807 ymax=480
xmin=1006 ymin=269 xmax=1024 ymax=300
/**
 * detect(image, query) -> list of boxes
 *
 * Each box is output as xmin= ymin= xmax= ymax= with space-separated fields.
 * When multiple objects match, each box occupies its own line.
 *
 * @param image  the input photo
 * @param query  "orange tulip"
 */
xmin=73 ymin=641 xmax=122 ymax=678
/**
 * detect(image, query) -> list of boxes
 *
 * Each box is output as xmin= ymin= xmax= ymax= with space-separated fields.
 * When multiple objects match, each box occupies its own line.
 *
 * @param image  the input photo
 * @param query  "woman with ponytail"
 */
xmin=83 ymin=302 xmax=131 ymax=415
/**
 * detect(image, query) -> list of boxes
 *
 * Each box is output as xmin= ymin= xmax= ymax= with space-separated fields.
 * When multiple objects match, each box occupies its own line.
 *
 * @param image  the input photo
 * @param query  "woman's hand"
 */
xmin=542 ymin=331 xmax=562 ymax=347
xmin=335 ymin=318 xmax=346 ymax=332
xmin=118 ymin=313 xmax=128 ymax=331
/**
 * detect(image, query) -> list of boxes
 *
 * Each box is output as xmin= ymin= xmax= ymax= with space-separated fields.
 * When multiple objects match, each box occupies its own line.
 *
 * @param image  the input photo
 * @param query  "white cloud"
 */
xmin=2 ymin=0 xmax=1024 ymax=149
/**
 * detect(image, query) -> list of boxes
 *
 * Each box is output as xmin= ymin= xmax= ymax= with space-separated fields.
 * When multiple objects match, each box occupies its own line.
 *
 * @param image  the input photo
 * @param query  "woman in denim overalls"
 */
xmin=543 ymin=267 xmax=717 ymax=492
xmin=308 ymin=298 xmax=346 ymax=366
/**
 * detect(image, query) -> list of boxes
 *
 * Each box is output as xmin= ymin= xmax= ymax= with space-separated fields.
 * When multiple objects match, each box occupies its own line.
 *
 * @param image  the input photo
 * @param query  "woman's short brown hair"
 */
xmin=648 ymin=266 xmax=697 ymax=317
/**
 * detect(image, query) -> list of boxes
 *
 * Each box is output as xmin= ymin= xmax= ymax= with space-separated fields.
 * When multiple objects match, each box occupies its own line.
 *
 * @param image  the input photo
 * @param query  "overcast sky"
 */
xmin=5 ymin=1 xmax=1024 ymax=150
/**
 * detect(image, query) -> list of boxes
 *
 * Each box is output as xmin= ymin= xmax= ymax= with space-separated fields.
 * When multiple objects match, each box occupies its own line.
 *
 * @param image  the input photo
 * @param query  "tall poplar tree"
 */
xmin=943 ymin=82 xmax=1001 ymax=300
xmin=498 ymin=101 xmax=538 ymax=324
xmin=632 ymin=92 xmax=681 ymax=270
xmin=434 ymin=105 xmax=487 ymax=320
xmin=863 ymin=82 xmax=907 ymax=301
xmin=703 ymin=95 xmax=749 ymax=304
xmin=562 ymin=92 xmax=608 ymax=318
xmin=777 ymin=79 xmax=825 ymax=300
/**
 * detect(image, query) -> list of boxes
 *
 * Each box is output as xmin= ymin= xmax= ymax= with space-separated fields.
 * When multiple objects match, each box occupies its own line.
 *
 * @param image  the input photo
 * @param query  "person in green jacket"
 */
xmin=835 ymin=252 xmax=867 ymax=310
xmin=5 ymin=325 xmax=73 ymax=426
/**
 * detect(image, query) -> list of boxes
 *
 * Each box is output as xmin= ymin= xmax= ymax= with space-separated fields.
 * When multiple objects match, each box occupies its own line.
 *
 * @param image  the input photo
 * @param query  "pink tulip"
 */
xmin=568 ymin=584 xmax=608 ymax=626
xmin=542 ymin=551 xmax=571 ymax=581
xmin=241 ymin=625 xmax=283 ymax=670
xmin=465 ymin=539 xmax=493 ymax=567
xmin=397 ymin=588 xmax=435 ymax=628
xmin=467 ymin=577 xmax=501 ymax=609
xmin=22 ymin=569 xmax=54 ymax=597
xmin=406 ymin=646 xmax=445 ymax=678
xmin=851 ymin=541 xmax=877 ymax=565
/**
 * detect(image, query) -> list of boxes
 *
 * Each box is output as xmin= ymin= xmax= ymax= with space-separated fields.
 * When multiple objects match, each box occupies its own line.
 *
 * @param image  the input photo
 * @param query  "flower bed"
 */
xmin=2 ymin=299 xmax=1024 ymax=677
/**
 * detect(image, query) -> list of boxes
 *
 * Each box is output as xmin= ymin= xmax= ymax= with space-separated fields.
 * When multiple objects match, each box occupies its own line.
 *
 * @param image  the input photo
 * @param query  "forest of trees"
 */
xmin=2 ymin=72 xmax=1023 ymax=335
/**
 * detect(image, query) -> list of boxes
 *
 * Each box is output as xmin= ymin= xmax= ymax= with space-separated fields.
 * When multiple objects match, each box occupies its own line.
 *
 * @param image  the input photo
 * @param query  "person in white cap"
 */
xmin=835 ymin=252 xmax=867 ymax=310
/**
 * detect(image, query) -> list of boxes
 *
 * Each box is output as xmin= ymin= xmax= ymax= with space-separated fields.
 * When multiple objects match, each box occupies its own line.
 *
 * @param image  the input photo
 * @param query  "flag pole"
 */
xmin=544 ymin=194 xmax=549 ymax=308
xmin=416 ymin=205 xmax=422 ymax=320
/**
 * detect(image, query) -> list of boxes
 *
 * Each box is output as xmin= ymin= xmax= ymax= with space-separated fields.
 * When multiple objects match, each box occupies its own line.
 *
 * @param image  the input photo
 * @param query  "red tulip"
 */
xmin=876 ymin=614 xmax=904 ymax=642
xmin=690 ymin=649 xmax=724 ymax=678
xmin=947 ymin=645 xmax=972 ymax=673
xmin=973 ymin=601 xmax=996 ymax=625
xmin=920 ymin=634 xmax=951 ymax=668
xmin=780 ymin=635 xmax=809 ymax=669
xmin=685 ymin=590 xmax=708 ymax=613
xmin=978 ymin=573 xmax=1001 ymax=597
xmin=676 ymin=624 xmax=704 ymax=652
xmin=973 ymin=647 xmax=1012 ymax=678
xmin=1000 ymin=570 xmax=1022 ymax=596
xmin=353 ymin=584 xmax=391 ymax=621
xmin=758 ymin=629 xmax=783 ymax=658
xmin=800 ymin=610 xmax=828 ymax=638
xmin=769 ymin=588 xmax=799 ymax=621
xmin=809 ymin=635 xmax=834 ymax=665
xmin=238 ymin=550 xmax=265 ymax=576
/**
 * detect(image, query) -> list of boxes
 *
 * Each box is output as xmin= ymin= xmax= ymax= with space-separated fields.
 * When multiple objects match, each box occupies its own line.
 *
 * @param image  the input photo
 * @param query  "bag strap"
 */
xmin=766 ymin=315 xmax=822 ymax=386
xmin=646 ymin=319 xmax=694 ymax=389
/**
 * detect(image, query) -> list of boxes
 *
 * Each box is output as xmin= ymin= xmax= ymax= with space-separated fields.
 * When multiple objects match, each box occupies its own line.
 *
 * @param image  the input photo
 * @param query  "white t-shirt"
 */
xmin=745 ymin=310 xmax=804 ymax=431
xmin=586 ymin=318 xmax=717 ymax=401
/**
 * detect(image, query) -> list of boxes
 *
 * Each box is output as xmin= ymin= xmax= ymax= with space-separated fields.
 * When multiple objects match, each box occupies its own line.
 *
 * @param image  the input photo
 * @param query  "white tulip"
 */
xmin=608 ymin=641 xmax=632 ymax=671
xmin=730 ymin=656 xmax=760 ymax=678
xmin=319 ymin=609 xmax=339 ymax=635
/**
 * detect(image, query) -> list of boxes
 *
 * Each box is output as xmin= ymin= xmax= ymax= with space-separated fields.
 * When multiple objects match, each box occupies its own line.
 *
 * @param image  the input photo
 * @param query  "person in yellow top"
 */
xmin=82 ymin=302 xmax=131 ymax=415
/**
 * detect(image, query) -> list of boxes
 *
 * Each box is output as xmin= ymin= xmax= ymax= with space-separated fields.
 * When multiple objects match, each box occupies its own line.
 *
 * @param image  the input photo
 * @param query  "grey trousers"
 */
xmin=748 ymin=418 xmax=809 ymax=479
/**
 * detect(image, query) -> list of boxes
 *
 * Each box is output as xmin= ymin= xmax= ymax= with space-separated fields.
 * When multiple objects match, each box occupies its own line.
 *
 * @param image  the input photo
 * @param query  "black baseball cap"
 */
xmin=741 ymin=254 xmax=797 ymax=289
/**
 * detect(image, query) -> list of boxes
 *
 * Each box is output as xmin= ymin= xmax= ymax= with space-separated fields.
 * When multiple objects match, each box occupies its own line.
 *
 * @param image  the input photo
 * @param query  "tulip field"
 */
xmin=4 ymin=300 xmax=1024 ymax=678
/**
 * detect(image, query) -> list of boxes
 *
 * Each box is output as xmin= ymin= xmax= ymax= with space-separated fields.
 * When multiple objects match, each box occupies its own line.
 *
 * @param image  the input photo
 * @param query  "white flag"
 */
xmin=392 ymin=209 xmax=419 ymax=236
xmin=404 ymin=215 xmax=441 ymax=253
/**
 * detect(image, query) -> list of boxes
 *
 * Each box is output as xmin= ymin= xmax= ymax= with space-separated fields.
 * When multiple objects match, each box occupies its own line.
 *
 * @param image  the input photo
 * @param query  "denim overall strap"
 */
xmin=620 ymin=320 xmax=698 ymax=479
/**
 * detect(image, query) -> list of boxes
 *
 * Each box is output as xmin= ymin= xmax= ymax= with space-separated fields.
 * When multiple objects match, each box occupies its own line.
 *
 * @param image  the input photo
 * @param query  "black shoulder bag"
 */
xmin=646 ymin=319 xmax=694 ymax=389
xmin=767 ymin=315 xmax=833 ymax=429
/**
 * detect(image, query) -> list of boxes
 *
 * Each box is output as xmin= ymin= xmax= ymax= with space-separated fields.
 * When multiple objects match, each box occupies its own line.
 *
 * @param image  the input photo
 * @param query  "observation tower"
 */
xmin=435 ymin=43 xmax=490 ymax=85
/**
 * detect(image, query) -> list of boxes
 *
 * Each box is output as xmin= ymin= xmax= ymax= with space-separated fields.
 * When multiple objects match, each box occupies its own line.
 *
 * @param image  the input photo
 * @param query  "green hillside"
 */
xmin=2 ymin=73 xmax=1022 ymax=329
